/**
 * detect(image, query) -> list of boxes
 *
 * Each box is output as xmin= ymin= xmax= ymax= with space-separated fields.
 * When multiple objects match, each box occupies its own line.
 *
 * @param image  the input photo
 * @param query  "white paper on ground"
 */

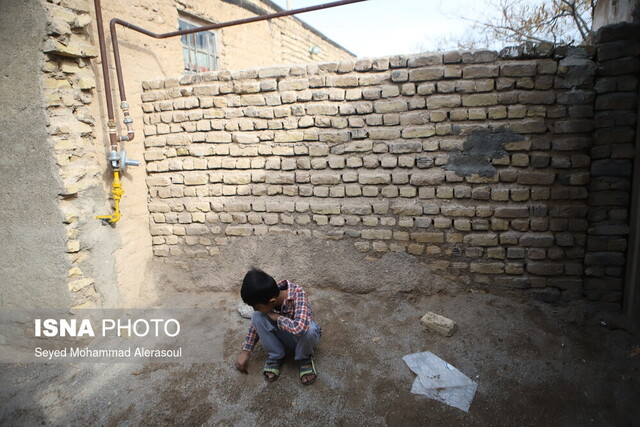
xmin=403 ymin=351 xmax=478 ymax=412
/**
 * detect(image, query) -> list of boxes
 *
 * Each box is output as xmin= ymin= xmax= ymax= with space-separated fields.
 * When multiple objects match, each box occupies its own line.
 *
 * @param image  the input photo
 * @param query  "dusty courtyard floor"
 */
xmin=1 ymin=286 xmax=639 ymax=426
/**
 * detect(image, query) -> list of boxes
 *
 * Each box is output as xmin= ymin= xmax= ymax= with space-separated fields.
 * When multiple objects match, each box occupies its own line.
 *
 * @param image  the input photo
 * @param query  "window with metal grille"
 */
xmin=179 ymin=17 xmax=218 ymax=73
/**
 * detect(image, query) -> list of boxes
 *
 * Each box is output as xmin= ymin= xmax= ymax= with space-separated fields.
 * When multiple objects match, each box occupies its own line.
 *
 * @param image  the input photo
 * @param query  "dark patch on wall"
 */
xmin=444 ymin=129 xmax=524 ymax=177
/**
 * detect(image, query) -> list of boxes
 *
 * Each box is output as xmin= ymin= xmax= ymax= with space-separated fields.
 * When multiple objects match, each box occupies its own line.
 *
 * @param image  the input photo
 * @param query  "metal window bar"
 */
xmin=190 ymin=32 xmax=197 ymax=71
xmin=180 ymin=20 xmax=216 ymax=72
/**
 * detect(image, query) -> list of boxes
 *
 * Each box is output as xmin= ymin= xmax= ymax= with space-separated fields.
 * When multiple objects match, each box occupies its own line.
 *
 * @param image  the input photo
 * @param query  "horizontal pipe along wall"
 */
xmin=142 ymin=46 xmax=599 ymax=304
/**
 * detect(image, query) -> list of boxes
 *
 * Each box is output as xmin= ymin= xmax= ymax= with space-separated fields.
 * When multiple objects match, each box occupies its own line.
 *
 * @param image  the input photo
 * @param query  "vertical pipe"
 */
xmin=109 ymin=18 xmax=135 ymax=141
xmin=109 ymin=18 xmax=127 ymax=102
xmin=93 ymin=0 xmax=118 ymax=147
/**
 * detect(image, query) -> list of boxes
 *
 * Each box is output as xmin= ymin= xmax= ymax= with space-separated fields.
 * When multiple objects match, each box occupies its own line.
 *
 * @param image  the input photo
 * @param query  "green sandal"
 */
xmin=263 ymin=359 xmax=283 ymax=382
xmin=297 ymin=357 xmax=317 ymax=385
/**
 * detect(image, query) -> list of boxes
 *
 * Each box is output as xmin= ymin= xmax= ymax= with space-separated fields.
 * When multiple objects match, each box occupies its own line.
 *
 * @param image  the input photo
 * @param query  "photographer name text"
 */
xmin=34 ymin=346 xmax=182 ymax=359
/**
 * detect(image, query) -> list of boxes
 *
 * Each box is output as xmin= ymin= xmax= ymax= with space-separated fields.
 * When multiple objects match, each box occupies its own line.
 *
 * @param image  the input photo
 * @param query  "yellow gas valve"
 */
xmin=96 ymin=149 xmax=139 ymax=224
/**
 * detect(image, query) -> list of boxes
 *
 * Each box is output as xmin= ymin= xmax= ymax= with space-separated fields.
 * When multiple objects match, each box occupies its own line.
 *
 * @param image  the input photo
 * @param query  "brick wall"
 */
xmin=585 ymin=23 xmax=640 ymax=308
xmin=141 ymin=45 xmax=601 ymax=303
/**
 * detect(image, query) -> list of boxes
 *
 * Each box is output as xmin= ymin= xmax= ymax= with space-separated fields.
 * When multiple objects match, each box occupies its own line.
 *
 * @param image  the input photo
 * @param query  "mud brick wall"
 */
xmin=141 ymin=45 xmax=604 ymax=303
xmin=585 ymin=23 xmax=640 ymax=307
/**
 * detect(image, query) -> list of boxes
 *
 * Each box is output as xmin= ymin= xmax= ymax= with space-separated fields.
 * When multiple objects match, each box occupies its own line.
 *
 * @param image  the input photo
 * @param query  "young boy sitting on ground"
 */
xmin=235 ymin=268 xmax=321 ymax=385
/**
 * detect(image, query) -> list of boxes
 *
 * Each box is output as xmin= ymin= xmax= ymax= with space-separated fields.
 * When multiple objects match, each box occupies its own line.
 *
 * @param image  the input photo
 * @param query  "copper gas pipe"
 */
xmin=93 ymin=0 xmax=118 ymax=149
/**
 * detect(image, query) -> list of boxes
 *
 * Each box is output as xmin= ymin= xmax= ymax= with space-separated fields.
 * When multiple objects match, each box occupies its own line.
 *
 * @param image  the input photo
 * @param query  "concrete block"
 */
xmin=501 ymin=62 xmax=537 ymax=77
xmin=369 ymin=127 xmax=401 ymax=140
xmin=258 ymin=66 xmax=289 ymax=78
xmin=462 ymin=64 xmax=499 ymax=78
xmin=462 ymin=93 xmax=498 ymax=107
xmin=407 ymin=54 xmax=443 ymax=67
xmin=225 ymin=225 xmax=253 ymax=236
xmin=527 ymin=262 xmax=563 ymax=276
xmin=402 ymin=125 xmax=436 ymax=138
xmin=359 ymin=172 xmax=391 ymax=185
xmin=410 ymin=170 xmax=446 ymax=185
xmin=411 ymin=232 xmax=445 ymax=243
xmin=420 ymin=312 xmax=458 ymax=337
xmin=374 ymin=99 xmax=408 ymax=113
xmin=361 ymin=229 xmax=393 ymax=240
xmin=409 ymin=67 xmax=444 ymax=81
xmin=427 ymin=95 xmax=461 ymax=109
xmin=595 ymin=92 xmax=638 ymax=110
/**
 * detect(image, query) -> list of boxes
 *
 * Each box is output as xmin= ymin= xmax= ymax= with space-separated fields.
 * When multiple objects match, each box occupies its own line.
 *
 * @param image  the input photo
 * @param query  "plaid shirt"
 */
xmin=242 ymin=280 xmax=318 ymax=352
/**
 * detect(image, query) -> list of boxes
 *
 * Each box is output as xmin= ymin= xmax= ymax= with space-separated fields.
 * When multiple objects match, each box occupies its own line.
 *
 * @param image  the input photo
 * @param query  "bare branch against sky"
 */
xmin=269 ymin=0 xmax=594 ymax=57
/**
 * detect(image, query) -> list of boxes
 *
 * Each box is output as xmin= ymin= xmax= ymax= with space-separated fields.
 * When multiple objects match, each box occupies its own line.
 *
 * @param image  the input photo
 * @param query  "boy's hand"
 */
xmin=236 ymin=350 xmax=250 ymax=373
xmin=267 ymin=311 xmax=280 ymax=322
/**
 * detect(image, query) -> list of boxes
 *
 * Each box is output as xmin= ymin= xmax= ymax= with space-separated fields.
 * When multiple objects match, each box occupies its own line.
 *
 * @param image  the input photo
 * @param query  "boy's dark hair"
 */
xmin=241 ymin=268 xmax=279 ymax=306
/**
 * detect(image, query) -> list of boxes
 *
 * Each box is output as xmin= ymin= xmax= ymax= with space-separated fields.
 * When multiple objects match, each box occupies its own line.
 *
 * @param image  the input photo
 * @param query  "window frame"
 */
xmin=178 ymin=14 xmax=219 ymax=73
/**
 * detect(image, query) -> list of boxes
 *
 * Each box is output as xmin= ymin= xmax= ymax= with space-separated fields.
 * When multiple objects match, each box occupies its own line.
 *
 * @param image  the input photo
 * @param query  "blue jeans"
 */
xmin=251 ymin=311 xmax=321 ymax=363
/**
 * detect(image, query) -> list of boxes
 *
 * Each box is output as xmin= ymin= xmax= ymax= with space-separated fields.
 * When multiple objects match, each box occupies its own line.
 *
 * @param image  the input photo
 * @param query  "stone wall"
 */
xmin=142 ymin=47 xmax=598 ymax=302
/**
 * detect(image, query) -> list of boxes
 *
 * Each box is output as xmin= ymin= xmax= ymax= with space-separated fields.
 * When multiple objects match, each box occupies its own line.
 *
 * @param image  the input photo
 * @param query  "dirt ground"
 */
xmin=1 ymin=282 xmax=639 ymax=426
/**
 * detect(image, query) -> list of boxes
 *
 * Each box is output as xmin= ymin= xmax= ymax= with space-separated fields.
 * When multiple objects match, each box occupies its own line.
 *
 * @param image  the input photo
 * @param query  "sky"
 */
xmin=269 ymin=0 xmax=497 ymax=58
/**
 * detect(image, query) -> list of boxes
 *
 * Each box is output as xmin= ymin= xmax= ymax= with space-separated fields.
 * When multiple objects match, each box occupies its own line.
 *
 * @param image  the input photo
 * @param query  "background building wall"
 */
xmin=178 ymin=0 xmax=355 ymax=70
xmin=140 ymin=30 xmax=640 ymax=310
